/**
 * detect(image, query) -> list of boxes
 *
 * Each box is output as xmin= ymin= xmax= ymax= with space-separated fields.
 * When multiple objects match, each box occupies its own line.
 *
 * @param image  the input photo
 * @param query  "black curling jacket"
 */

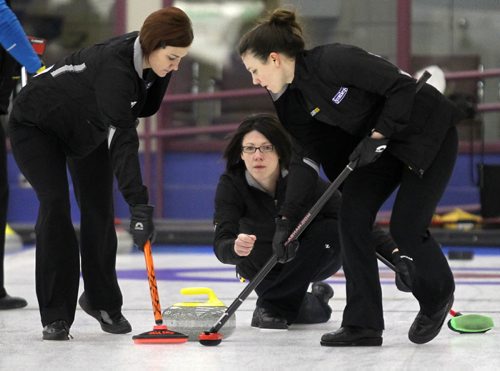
xmin=11 ymin=31 xmax=171 ymax=205
xmin=272 ymin=43 xmax=463 ymax=221
xmin=213 ymin=166 xmax=341 ymax=280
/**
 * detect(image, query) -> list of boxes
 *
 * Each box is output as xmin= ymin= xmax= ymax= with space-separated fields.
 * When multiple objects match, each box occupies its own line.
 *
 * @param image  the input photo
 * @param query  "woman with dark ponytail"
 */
xmin=238 ymin=8 xmax=463 ymax=346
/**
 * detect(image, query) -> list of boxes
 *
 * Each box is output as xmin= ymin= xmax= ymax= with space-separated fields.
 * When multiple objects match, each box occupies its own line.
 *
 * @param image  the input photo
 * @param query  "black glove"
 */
xmin=393 ymin=252 xmax=413 ymax=293
xmin=272 ymin=218 xmax=300 ymax=263
xmin=129 ymin=204 xmax=155 ymax=251
xmin=349 ymin=136 xmax=389 ymax=168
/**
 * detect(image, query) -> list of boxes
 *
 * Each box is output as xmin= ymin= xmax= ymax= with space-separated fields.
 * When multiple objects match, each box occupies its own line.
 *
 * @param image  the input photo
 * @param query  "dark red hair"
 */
xmin=140 ymin=7 xmax=193 ymax=57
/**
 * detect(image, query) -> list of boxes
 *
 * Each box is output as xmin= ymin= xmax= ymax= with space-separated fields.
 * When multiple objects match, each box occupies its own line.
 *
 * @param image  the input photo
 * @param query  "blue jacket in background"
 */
xmin=0 ymin=0 xmax=41 ymax=73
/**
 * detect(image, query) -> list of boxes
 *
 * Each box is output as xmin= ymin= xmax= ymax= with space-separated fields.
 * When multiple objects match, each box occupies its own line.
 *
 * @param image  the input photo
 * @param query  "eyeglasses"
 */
xmin=241 ymin=145 xmax=274 ymax=154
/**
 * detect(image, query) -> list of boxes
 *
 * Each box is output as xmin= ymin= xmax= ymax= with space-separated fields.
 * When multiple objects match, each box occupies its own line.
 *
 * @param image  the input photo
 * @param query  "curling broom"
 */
xmin=133 ymin=240 xmax=188 ymax=344
xmin=199 ymin=160 xmax=357 ymax=346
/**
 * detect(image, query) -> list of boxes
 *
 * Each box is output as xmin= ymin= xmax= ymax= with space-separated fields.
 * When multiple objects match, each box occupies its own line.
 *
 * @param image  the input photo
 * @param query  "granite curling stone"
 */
xmin=163 ymin=287 xmax=236 ymax=340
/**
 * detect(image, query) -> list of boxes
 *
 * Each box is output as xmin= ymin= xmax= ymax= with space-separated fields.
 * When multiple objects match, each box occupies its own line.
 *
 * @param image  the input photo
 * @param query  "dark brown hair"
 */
xmin=223 ymin=113 xmax=292 ymax=171
xmin=238 ymin=8 xmax=304 ymax=62
xmin=139 ymin=7 xmax=193 ymax=57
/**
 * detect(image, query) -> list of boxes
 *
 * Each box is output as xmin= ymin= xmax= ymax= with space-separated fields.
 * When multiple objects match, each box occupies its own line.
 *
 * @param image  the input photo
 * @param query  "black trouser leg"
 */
xmin=255 ymin=218 xmax=341 ymax=323
xmin=339 ymin=161 xmax=399 ymax=330
xmin=68 ymin=142 xmax=122 ymax=311
xmin=339 ymin=127 xmax=458 ymax=330
xmin=9 ymin=122 xmax=79 ymax=326
xmin=390 ymin=127 xmax=457 ymax=314
xmin=0 ymin=123 xmax=7 ymax=297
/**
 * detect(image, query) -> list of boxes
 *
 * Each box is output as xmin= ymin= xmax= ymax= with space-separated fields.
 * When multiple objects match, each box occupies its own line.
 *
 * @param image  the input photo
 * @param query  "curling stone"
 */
xmin=163 ymin=287 xmax=236 ymax=341
xmin=5 ymin=224 xmax=23 ymax=253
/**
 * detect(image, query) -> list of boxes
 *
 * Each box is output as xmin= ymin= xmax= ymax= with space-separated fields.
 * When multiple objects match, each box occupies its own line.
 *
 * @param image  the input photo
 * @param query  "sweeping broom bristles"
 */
xmin=447 ymin=313 xmax=494 ymax=334
xmin=132 ymin=325 xmax=188 ymax=344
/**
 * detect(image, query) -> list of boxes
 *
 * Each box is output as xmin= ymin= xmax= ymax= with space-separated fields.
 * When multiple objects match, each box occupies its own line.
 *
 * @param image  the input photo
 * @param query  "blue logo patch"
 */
xmin=332 ymin=87 xmax=348 ymax=104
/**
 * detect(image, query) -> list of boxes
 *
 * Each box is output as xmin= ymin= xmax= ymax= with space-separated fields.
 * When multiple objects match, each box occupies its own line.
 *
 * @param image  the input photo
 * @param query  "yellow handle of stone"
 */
xmin=176 ymin=287 xmax=225 ymax=307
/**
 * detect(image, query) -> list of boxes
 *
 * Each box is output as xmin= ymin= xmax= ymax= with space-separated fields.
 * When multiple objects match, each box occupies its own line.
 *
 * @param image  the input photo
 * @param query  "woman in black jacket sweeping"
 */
xmin=238 ymin=9 xmax=463 ymax=346
xmin=214 ymin=113 xmax=341 ymax=329
xmin=8 ymin=7 xmax=193 ymax=341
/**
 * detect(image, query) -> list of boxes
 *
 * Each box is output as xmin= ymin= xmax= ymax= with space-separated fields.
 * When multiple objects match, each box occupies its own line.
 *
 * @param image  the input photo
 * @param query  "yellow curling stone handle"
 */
xmin=172 ymin=287 xmax=225 ymax=307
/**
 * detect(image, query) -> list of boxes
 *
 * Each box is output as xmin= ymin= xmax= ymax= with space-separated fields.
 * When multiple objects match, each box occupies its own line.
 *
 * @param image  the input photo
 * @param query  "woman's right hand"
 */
xmin=234 ymin=233 xmax=256 ymax=256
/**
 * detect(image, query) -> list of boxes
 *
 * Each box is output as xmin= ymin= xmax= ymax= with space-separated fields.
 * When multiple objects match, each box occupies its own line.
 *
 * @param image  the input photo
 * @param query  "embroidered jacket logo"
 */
xmin=332 ymin=87 xmax=348 ymax=104
xmin=134 ymin=222 xmax=144 ymax=231
xmin=376 ymin=145 xmax=387 ymax=153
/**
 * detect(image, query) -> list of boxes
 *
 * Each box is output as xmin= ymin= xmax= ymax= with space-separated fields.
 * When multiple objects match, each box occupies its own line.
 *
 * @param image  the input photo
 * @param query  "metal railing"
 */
xmin=140 ymin=68 xmax=500 ymax=216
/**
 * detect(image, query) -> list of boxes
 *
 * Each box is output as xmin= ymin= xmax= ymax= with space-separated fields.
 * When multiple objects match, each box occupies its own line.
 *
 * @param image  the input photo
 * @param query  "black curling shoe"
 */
xmin=311 ymin=282 xmax=334 ymax=303
xmin=0 ymin=294 xmax=27 ymax=310
xmin=79 ymin=292 xmax=131 ymax=334
xmin=408 ymin=295 xmax=454 ymax=344
xmin=251 ymin=306 xmax=288 ymax=330
xmin=42 ymin=320 xmax=71 ymax=341
xmin=321 ymin=326 xmax=383 ymax=346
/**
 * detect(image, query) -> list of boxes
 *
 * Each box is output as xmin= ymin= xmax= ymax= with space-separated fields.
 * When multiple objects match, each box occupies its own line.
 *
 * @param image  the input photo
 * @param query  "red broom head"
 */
xmin=133 ymin=325 xmax=188 ymax=344
xmin=198 ymin=331 xmax=223 ymax=346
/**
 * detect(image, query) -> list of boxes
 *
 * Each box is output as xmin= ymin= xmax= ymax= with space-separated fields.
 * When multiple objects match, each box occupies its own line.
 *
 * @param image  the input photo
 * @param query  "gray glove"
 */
xmin=129 ymin=204 xmax=155 ymax=251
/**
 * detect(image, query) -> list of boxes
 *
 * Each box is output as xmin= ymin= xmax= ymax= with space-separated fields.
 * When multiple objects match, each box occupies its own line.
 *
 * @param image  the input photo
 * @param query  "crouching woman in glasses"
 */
xmin=213 ymin=113 xmax=341 ymax=330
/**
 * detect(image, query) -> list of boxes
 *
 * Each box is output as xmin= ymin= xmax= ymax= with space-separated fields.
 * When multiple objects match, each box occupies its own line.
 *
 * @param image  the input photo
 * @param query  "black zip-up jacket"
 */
xmin=273 ymin=43 xmax=463 ymax=220
xmin=11 ymin=32 xmax=171 ymax=205
xmin=213 ymin=167 xmax=340 ymax=280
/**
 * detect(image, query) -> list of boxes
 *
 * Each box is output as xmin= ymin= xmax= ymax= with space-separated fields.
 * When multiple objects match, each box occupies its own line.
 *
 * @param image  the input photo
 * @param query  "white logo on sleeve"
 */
xmin=134 ymin=222 xmax=144 ymax=231
xmin=376 ymin=145 xmax=387 ymax=153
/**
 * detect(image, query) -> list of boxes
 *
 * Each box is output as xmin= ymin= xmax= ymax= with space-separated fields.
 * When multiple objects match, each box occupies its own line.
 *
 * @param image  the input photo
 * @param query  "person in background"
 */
xmin=0 ymin=0 xmax=44 ymax=310
xmin=8 ymin=7 xmax=193 ymax=341
xmin=238 ymin=8 xmax=463 ymax=346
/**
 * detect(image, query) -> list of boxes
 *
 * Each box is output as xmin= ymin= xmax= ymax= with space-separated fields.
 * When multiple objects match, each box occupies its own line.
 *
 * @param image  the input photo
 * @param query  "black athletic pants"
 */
xmin=339 ymin=126 xmax=458 ymax=330
xmin=1 ymin=46 xmax=22 ymax=297
xmin=255 ymin=217 xmax=342 ymax=324
xmin=0 ymin=121 xmax=8 ymax=297
xmin=9 ymin=119 xmax=122 ymax=327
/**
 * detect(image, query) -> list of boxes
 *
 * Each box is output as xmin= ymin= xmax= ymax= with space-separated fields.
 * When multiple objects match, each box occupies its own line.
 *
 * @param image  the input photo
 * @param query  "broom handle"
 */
xmin=143 ymin=240 xmax=163 ymax=325
xmin=376 ymin=251 xmax=396 ymax=271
